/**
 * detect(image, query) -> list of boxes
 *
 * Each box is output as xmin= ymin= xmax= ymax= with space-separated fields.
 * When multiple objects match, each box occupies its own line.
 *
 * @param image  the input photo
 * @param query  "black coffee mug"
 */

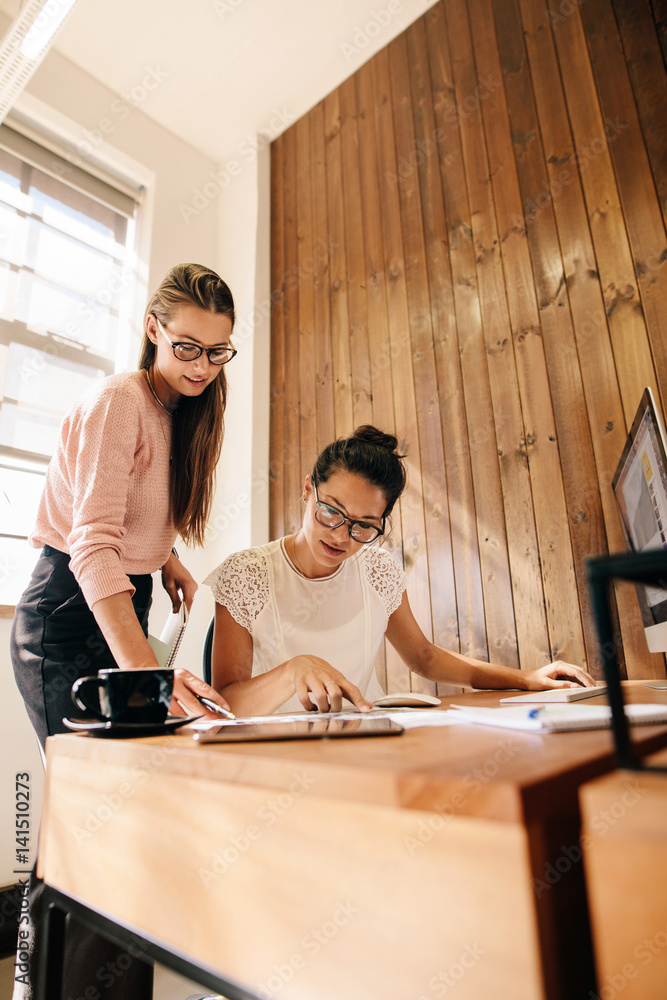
xmin=71 ymin=669 xmax=174 ymax=725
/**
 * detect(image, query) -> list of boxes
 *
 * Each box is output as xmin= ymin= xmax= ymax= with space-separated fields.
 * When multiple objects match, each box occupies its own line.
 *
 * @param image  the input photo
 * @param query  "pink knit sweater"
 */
xmin=32 ymin=371 xmax=176 ymax=607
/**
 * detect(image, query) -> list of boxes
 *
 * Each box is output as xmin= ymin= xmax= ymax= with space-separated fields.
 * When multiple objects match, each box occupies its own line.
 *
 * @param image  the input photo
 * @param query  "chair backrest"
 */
xmin=202 ymin=615 xmax=215 ymax=686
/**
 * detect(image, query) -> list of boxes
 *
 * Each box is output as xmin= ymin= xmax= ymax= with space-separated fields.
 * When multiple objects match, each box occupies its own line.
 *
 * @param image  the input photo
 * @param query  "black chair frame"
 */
xmin=36 ymin=885 xmax=257 ymax=1000
xmin=587 ymin=549 xmax=667 ymax=773
xmin=202 ymin=615 xmax=215 ymax=686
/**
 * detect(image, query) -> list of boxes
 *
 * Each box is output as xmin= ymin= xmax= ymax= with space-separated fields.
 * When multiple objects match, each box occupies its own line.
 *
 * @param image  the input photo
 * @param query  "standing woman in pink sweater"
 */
xmin=10 ymin=262 xmax=235 ymax=999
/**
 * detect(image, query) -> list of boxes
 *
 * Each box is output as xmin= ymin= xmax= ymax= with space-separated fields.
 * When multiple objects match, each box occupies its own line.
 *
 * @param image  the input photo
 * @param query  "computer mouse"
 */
xmin=373 ymin=692 xmax=441 ymax=708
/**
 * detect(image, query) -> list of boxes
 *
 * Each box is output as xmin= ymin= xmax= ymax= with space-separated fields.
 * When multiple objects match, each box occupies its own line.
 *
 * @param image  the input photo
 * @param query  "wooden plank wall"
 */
xmin=269 ymin=0 xmax=667 ymax=687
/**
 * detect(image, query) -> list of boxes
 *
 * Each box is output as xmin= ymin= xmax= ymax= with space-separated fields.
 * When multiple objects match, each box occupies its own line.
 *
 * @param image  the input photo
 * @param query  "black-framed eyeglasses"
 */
xmin=155 ymin=316 xmax=237 ymax=365
xmin=313 ymin=485 xmax=385 ymax=543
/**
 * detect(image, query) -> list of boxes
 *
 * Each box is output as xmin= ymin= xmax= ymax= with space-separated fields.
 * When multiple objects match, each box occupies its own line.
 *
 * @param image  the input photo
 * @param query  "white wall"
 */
xmin=150 ymin=145 xmax=271 ymax=678
xmin=0 ymin=42 xmax=263 ymax=885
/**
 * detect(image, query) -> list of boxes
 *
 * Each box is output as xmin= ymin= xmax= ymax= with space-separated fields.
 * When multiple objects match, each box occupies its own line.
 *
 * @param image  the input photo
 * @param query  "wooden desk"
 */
xmin=39 ymin=684 xmax=667 ymax=1000
xmin=580 ymin=746 xmax=667 ymax=1000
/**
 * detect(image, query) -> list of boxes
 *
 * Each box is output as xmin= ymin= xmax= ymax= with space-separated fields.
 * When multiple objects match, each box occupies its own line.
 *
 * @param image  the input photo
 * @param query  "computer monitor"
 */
xmin=612 ymin=387 xmax=667 ymax=653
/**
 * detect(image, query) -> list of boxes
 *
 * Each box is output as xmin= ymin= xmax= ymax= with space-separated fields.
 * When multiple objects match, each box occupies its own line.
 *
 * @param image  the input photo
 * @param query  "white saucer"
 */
xmin=63 ymin=715 xmax=202 ymax=737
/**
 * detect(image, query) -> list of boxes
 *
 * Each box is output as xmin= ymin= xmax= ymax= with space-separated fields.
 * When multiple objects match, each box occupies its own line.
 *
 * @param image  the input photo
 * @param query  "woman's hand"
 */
xmin=161 ymin=551 xmax=197 ymax=613
xmin=171 ymin=667 xmax=233 ymax=719
xmin=523 ymin=660 xmax=598 ymax=691
xmin=288 ymin=655 xmax=373 ymax=713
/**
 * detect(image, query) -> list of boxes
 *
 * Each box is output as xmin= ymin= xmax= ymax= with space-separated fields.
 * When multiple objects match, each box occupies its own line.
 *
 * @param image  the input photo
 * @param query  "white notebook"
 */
xmin=450 ymin=702 xmax=667 ymax=733
xmin=500 ymin=685 xmax=607 ymax=705
xmin=147 ymin=603 xmax=188 ymax=669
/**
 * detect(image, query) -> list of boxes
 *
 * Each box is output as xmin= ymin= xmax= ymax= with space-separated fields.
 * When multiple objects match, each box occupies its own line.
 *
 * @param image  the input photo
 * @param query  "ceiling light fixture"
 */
xmin=0 ymin=0 xmax=81 ymax=124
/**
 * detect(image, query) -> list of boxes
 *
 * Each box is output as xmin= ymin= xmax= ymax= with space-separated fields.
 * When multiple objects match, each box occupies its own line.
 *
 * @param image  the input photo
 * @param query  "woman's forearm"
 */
xmin=413 ymin=643 xmax=594 ymax=690
xmin=216 ymin=662 xmax=297 ymax=717
xmin=450 ymin=652 xmax=529 ymax=690
xmin=91 ymin=592 xmax=161 ymax=670
xmin=415 ymin=644 xmax=529 ymax=690
xmin=387 ymin=594 xmax=529 ymax=690
xmin=93 ymin=592 xmax=235 ymax=718
xmin=213 ymin=648 xmax=372 ymax=717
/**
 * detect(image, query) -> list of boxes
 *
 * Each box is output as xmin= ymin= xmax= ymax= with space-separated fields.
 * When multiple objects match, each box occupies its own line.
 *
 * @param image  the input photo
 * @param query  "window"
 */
xmin=0 ymin=125 xmax=140 ymax=604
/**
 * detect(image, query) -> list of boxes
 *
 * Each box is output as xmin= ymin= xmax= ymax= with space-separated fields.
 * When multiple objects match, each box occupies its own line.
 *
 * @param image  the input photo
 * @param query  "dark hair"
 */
xmin=311 ymin=425 xmax=406 ymax=517
xmin=138 ymin=263 xmax=235 ymax=546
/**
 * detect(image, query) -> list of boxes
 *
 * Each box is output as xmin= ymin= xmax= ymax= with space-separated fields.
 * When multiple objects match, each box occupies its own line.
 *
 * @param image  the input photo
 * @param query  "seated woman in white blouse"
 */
xmin=205 ymin=426 xmax=595 ymax=716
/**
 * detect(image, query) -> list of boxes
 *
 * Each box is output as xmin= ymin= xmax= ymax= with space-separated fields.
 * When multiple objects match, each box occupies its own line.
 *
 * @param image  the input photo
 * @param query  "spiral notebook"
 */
xmin=147 ymin=602 xmax=188 ymax=669
xmin=449 ymin=702 xmax=667 ymax=733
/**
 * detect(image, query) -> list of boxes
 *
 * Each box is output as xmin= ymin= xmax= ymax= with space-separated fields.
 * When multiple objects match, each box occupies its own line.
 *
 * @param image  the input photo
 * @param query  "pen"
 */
xmin=196 ymin=695 xmax=236 ymax=720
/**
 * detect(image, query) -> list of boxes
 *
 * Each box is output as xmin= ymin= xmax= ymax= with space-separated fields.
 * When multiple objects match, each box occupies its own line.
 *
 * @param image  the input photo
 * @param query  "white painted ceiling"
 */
xmin=0 ymin=0 xmax=439 ymax=163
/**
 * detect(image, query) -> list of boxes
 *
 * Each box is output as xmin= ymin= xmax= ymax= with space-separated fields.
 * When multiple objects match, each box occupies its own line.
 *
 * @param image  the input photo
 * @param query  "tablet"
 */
xmin=192 ymin=717 xmax=404 ymax=743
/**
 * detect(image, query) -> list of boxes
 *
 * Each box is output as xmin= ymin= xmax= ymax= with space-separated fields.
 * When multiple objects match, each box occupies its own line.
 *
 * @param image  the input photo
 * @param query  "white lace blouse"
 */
xmin=204 ymin=538 xmax=407 ymax=713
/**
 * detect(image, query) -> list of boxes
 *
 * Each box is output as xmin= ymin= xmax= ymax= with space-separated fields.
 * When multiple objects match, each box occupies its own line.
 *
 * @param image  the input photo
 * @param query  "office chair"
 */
xmin=201 ymin=615 xmax=215 ymax=686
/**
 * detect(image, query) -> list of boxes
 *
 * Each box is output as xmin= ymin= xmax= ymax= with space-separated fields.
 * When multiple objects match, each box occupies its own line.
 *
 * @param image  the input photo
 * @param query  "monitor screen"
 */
xmin=612 ymin=387 xmax=667 ymax=652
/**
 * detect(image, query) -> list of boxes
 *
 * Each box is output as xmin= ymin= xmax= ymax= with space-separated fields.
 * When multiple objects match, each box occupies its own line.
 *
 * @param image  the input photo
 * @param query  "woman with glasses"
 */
xmin=11 ymin=263 xmax=237 ymax=1000
xmin=12 ymin=262 xmax=236 ymax=740
xmin=206 ymin=426 xmax=594 ymax=716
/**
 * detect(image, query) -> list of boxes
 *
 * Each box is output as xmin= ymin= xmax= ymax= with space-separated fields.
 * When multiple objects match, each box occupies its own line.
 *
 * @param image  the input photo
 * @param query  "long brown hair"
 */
xmin=138 ymin=263 xmax=235 ymax=546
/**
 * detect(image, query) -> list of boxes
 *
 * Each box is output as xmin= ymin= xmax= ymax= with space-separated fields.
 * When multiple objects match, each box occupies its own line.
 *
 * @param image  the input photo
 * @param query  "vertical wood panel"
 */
xmin=470 ymin=0 xmax=586 ymax=666
xmin=339 ymin=78 xmax=374 ymax=429
xmin=613 ymin=0 xmax=667 ymax=230
xmin=295 ymin=116 xmax=317 ymax=498
xmin=372 ymin=46 xmax=426 ymax=694
xmin=550 ymin=4 xmax=666 ymax=678
xmin=518 ymin=0 xmax=663 ymax=678
xmin=578 ymin=0 xmax=667 ymax=413
xmin=493 ymin=0 xmax=598 ymax=667
xmin=269 ymin=134 xmax=286 ymax=542
xmin=355 ymin=62 xmax=396 ymax=439
xmin=324 ymin=91 xmax=354 ymax=438
xmin=356 ymin=60 xmax=399 ymax=692
xmin=269 ymin=0 xmax=667 ymax=686
xmin=405 ymin=11 xmax=466 ymax=671
xmin=443 ymin=0 xmax=542 ymax=670
xmin=653 ymin=0 xmax=667 ymax=64
xmin=309 ymin=102 xmax=336 ymax=456
xmin=428 ymin=3 xmax=520 ymax=668
xmin=552 ymin=4 xmax=659 ymax=425
xmin=280 ymin=126 xmax=301 ymax=537
xmin=388 ymin=30 xmax=449 ymax=696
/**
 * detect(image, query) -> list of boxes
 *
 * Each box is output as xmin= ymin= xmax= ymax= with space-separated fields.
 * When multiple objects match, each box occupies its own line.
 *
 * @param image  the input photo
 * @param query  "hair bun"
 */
xmin=313 ymin=425 xmax=407 ymax=516
xmin=350 ymin=425 xmax=399 ymax=453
